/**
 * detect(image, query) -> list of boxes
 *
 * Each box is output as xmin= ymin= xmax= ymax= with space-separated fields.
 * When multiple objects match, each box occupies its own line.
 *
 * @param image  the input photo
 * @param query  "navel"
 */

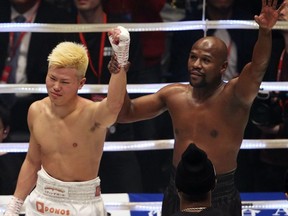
xmin=210 ymin=129 xmax=218 ymax=138
xmin=72 ymin=143 xmax=78 ymax=148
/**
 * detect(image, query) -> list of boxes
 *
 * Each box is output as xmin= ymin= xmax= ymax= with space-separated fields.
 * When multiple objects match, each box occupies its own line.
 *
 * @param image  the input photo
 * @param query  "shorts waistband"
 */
xmin=35 ymin=167 xmax=101 ymax=201
xmin=212 ymin=169 xmax=238 ymax=199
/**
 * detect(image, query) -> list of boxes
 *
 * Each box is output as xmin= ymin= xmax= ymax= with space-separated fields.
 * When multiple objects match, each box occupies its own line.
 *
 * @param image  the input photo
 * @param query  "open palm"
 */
xmin=255 ymin=0 xmax=285 ymax=30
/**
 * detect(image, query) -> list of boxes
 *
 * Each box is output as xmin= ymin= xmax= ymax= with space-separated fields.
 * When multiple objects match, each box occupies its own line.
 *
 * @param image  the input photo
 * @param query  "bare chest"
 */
xmin=168 ymin=98 xmax=245 ymax=140
xmin=32 ymin=115 xmax=105 ymax=154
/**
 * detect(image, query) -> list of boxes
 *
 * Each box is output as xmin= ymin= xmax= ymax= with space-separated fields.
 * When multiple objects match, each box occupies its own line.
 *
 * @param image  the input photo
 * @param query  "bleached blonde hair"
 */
xmin=47 ymin=41 xmax=89 ymax=78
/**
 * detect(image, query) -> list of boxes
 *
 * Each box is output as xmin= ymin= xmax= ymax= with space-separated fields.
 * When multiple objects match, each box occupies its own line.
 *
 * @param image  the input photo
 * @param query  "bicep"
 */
xmin=90 ymin=99 xmax=118 ymax=128
xmin=26 ymin=103 xmax=42 ymax=167
xmin=26 ymin=133 xmax=41 ymax=167
xmin=127 ymin=93 xmax=167 ymax=121
xmin=234 ymin=63 xmax=262 ymax=105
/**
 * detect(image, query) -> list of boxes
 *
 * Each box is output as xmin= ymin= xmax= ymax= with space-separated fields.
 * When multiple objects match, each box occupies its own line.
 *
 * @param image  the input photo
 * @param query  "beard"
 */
xmin=189 ymin=78 xmax=207 ymax=88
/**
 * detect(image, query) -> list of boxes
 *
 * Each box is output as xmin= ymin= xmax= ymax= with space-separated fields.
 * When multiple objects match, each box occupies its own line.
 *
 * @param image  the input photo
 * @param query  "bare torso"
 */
xmin=162 ymin=82 xmax=250 ymax=174
xmin=30 ymin=97 xmax=107 ymax=181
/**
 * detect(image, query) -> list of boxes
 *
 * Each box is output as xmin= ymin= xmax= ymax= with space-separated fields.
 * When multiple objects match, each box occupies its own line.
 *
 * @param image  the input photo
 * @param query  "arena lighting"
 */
xmin=1 ymin=139 xmax=288 ymax=153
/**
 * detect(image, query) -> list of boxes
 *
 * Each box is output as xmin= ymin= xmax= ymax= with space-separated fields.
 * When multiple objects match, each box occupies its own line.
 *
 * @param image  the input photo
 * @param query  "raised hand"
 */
xmin=108 ymin=26 xmax=130 ymax=67
xmin=254 ymin=0 xmax=286 ymax=30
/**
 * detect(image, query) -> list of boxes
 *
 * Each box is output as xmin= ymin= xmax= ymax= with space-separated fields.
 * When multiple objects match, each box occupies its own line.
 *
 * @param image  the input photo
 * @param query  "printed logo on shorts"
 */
xmin=43 ymin=185 xmax=69 ymax=198
xmin=36 ymin=201 xmax=70 ymax=215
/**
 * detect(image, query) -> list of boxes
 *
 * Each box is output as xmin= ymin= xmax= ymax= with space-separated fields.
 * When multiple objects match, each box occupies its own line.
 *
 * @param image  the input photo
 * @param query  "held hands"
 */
xmin=254 ymin=0 xmax=286 ymax=31
xmin=108 ymin=54 xmax=130 ymax=74
xmin=108 ymin=26 xmax=130 ymax=67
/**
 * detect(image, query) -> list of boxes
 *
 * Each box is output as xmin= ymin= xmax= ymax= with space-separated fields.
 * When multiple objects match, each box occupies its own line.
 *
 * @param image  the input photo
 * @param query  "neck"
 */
xmin=50 ymin=96 xmax=79 ymax=119
xmin=192 ymin=79 xmax=225 ymax=102
xmin=77 ymin=6 xmax=105 ymax=24
xmin=206 ymin=5 xmax=233 ymax=20
xmin=12 ymin=0 xmax=39 ymax=14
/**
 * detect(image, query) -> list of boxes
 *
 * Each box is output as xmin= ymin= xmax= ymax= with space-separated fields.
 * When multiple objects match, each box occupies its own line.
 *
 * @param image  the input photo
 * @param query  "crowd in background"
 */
xmin=0 ymin=0 xmax=287 ymax=196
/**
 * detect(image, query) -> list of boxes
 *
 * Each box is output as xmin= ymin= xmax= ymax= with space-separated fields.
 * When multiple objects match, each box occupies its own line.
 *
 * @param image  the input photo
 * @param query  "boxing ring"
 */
xmin=0 ymin=193 xmax=288 ymax=216
xmin=1 ymin=19 xmax=288 ymax=215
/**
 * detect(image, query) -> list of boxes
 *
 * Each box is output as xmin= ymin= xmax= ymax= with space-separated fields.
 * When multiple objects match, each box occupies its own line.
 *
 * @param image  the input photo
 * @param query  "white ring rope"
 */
xmin=71 ymin=200 xmax=288 ymax=211
xmin=103 ymin=200 xmax=288 ymax=211
xmin=0 ymin=82 xmax=288 ymax=94
xmin=101 ymin=200 xmax=288 ymax=210
xmin=1 ymin=139 xmax=288 ymax=153
xmin=0 ymin=199 xmax=287 ymax=213
xmin=1 ymin=20 xmax=288 ymax=33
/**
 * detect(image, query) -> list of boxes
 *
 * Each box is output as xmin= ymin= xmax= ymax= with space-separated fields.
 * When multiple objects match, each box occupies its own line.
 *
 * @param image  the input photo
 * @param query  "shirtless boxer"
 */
xmin=4 ymin=26 xmax=130 ymax=216
xmin=111 ymin=1 xmax=284 ymax=215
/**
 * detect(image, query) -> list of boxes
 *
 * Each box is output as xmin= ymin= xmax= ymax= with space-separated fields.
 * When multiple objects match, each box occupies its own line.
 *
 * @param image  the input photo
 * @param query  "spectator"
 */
xmin=0 ymin=104 xmax=26 ymax=195
xmin=171 ymin=143 xmax=223 ymax=216
xmin=0 ymin=0 xmax=74 ymax=142
xmin=0 ymin=104 xmax=11 ymax=143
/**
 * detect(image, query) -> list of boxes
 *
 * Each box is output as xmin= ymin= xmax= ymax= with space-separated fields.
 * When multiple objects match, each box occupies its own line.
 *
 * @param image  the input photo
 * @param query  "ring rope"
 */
xmin=102 ymin=200 xmax=288 ymax=210
xmin=1 ymin=139 xmax=288 ymax=153
xmin=85 ymin=200 xmax=288 ymax=211
xmin=1 ymin=20 xmax=288 ymax=33
xmin=0 ymin=199 xmax=287 ymax=213
xmin=0 ymin=82 xmax=288 ymax=94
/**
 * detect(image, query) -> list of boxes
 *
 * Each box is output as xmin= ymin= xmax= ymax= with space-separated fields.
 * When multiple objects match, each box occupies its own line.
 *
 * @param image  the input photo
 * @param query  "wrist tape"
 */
xmin=4 ymin=196 xmax=24 ymax=216
xmin=109 ymin=26 xmax=130 ymax=67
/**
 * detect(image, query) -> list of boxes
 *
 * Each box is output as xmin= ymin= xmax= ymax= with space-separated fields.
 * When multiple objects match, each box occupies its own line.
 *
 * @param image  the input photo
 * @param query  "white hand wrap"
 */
xmin=109 ymin=26 xmax=130 ymax=67
xmin=4 ymin=196 xmax=24 ymax=216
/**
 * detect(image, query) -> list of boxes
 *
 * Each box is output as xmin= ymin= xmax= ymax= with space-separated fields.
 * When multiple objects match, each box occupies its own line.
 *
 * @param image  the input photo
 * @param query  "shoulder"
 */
xmin=149 ymin=83 xmax=190 ymax=105
xmin=223 ymin=78 xmax=238 ymax=91
xmin=160 ymin=83 xmax=189 ymax=92
xmin=28 ymin=98 xmax=48 ymax=114
xmin=78 ymin=96 xmax=95 ymax=108
xmin=78 ymin=96 xmax=102 ymax=115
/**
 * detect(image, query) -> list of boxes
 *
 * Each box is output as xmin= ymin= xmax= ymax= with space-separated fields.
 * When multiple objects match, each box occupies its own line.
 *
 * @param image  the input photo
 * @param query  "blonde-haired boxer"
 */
xmin=4 ymin=26 xmax=130 ymax=216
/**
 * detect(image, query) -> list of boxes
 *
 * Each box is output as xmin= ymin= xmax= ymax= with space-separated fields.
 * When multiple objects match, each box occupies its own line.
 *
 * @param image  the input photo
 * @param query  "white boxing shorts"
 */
xmin=25 ymin=167 xmax=107 ymax=216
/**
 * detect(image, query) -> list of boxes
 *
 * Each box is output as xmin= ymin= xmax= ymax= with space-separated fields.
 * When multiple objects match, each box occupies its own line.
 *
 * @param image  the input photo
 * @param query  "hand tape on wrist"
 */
xmin=4 ymin=196 xmax=24 ymax=216
xmin=109 ymin=26 xmax=130 ymax=67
